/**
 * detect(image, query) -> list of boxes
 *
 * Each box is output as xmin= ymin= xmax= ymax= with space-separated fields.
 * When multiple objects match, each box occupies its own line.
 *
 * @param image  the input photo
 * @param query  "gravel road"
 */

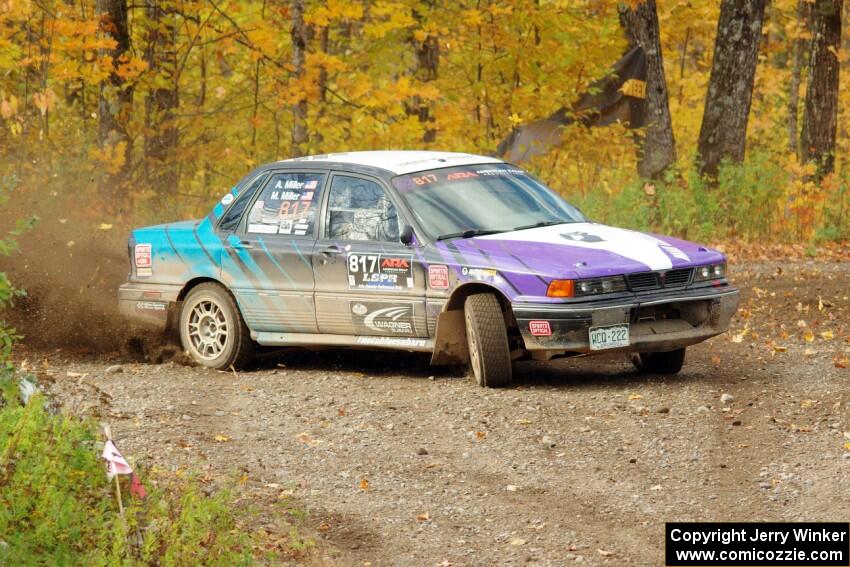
xmin=21 ymin=260 xmax=850 ymax=566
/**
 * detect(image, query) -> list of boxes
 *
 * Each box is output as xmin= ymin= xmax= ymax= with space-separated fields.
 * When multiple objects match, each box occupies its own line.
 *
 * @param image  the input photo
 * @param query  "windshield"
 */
xmin=391 ymin=163 xmax=585 ymax=240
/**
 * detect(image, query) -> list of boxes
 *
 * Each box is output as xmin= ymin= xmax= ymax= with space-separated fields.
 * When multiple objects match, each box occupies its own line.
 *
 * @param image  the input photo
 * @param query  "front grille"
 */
xmin=626 ymin=268 xmax=694 ymax=291
xmin=662 ymin=268 xmax=693 ymax=287
xmin=626 ymin=272 xmax=661 ymax=291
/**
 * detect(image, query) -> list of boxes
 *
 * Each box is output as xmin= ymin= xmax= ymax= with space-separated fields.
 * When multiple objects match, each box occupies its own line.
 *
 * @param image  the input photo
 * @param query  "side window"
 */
xmin=218 ymin=173 xmax=268 ymax=232
xmin=245 ymin=172 xmax=325 ymax=237
xmin=326 ymin=176 xmax=399 ymax=242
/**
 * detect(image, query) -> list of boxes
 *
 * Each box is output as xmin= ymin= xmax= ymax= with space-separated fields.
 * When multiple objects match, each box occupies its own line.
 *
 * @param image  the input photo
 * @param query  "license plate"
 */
xmin=588 ymin=324 xmax=630 ymax=350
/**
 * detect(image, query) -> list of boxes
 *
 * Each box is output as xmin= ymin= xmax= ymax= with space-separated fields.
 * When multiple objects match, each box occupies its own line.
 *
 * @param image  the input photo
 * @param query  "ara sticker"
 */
xmin=528 ymin=320 xmax=552 ymax=337
xmin=221 ymin=193 xmax=234 ymax=206
xmin=428 ymin=265 xmax=449 ymax=289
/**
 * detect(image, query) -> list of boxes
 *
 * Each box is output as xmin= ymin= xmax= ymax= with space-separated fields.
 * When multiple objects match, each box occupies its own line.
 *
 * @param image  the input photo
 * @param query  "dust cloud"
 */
xmin=1 ymin=184 xmax=146 ymax=353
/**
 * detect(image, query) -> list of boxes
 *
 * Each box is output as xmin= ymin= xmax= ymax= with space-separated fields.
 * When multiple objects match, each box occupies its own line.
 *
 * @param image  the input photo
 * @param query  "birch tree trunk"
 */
xmin=800 ymin=0 xmax=842 ymax=180
xmin=144 ymin=0 xmax=179 ymax=190
xmin=697 ymin=0 xmax=766 ymax=179
xmin=96 ymin=0 xmax=133 ymax=197
xmin=290 ymin=0 xmax=308 ymax=156
xmin=619 ymin=0 xmax=676 ymax=179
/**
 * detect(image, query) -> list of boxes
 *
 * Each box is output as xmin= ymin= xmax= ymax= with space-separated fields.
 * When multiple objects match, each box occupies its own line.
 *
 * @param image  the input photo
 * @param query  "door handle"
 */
xmin=321 ymin=245 xmax=341 ymax=256
xmin=229 ymin=240 xmax=254 ymax=250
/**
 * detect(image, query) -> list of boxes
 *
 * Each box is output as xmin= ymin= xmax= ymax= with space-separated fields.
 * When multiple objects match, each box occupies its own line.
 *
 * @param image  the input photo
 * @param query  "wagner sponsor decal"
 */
xmin=350 ymin=301 xmax=416 ymax=336
xmin=428 ymin=264 xmax=449 ymax=289
xmin=347 ymin=253 xmax=414 ymax=289
xmin=528 ymin=320 xmax=552 ymax=337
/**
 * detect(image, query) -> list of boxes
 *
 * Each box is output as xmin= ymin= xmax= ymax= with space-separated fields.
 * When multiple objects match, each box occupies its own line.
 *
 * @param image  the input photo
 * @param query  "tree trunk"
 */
xmin=697 ymin=0 xmax=766 ymax=179
xmin=800 ymin=0 xmax=842 ymax=180
xmin=144 ymin=0 xmax=178 ymax=190
xmin=787 ymin=0 xmax=810 ymax=155
xmin=96 ymin=0 xmax=133 ymax=198
xmin=290 ymin=0 xmax=308 ymax=156
xmin=619 ymin=0 xmax=676 ymax=179
xmin=406 ymin=1 xmax=439 ymax=144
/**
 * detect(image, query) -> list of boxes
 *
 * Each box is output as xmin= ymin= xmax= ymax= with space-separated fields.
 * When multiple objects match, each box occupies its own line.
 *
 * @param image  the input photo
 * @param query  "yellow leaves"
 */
xmin=363 ymin=2 xmax=415 ymax=39
xmin=359 ymin=478 xmax=370 ymax=491
xmin=803 ymin=329 xmax=815 ymax=343
xmin=88 ymin=141 xmax=127 ymax=176
xmin=306 ymin=0 xmax=364 ymax=27
xmin=213 ymin=434 xmax=230 ymax=442
xmin=462 ymin=9 xmax=484 ymax=26
xmin=821 ymin=330 xmax=835 ymax=341
xmin=115 ymin=56 xmax=148 ymax=81
xmin=98 ymin=223 xmax=113 ymax=231
xmin=416 ymin=511 xmax=430 ymax=521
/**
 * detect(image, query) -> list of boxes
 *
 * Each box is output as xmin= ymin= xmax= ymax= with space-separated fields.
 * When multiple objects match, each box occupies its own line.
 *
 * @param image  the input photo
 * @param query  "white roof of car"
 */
xmin=283 ymin=150 xmax=503 ymax=175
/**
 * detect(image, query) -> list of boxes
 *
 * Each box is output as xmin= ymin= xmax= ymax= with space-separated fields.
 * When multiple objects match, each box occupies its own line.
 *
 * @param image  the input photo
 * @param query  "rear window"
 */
xmin=245 ymin=172 xmax=326 ymax=237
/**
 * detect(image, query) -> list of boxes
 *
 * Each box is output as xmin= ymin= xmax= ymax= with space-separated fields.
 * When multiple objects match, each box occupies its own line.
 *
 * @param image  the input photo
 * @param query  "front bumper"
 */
xmin=512 ymin=286 xmax=739 ymax=354
xmin=118 ymin=282 xmax=183 ymax=329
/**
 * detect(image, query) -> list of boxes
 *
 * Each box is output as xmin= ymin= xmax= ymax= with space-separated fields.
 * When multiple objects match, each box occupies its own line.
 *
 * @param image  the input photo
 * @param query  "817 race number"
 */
xmin=347 ymin=253 xmax=414 ymax=290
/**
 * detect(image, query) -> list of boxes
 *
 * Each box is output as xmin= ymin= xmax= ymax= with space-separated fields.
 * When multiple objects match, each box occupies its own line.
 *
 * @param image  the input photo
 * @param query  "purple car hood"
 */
xmin=451 ymin=222 xmax=724 ymax=280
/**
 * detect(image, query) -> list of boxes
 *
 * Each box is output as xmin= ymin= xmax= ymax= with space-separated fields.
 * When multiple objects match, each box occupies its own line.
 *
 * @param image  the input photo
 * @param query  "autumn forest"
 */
xmin=1 ymin=0 xmax=849 ymax=244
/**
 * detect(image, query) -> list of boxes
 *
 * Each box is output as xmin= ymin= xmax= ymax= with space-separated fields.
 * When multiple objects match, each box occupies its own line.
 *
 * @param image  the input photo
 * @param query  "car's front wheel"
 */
xmin=632 ymin=347 xmax=686 ymax=374
xmin=179 ymin=282 xmax=255 ymax=370
xmin=464 ymin=293 xmax=512 ymax=387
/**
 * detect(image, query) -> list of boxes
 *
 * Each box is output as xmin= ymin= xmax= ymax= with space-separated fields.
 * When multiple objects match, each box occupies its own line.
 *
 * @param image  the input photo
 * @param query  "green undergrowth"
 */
xmin=570 ymin=151 xmax=850 ymax=245
xmin=0 ymin=372 xmax=312 ymax=566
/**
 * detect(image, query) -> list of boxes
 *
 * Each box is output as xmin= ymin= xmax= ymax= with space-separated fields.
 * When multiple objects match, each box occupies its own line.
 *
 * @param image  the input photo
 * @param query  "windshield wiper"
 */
xmin=435 ymin=228 xmax=505 ymax=241
xmin=512 ymin=219 xmax=573 ymax=231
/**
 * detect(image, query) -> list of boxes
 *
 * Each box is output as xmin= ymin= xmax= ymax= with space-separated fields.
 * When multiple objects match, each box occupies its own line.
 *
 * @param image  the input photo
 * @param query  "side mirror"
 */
xmin=399 ymin=224 xmax=415 ymax=246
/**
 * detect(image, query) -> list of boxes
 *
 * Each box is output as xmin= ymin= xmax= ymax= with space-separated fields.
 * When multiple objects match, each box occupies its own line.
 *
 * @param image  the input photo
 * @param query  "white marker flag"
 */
xmin=101 ymin=439 xmax=146 ymax=498
xmin=102 ymin=440 xmax=133 ymax=479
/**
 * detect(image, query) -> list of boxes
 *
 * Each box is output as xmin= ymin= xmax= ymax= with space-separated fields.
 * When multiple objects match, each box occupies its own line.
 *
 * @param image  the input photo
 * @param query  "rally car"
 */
xmin=119 ymin=151 xmax=739 ymax=387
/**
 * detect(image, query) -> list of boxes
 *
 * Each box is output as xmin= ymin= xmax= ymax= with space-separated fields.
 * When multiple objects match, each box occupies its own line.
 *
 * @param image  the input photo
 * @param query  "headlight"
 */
xmin=575 ymin=276 xmax=627 ymax=296
xmin=694 ymin=262 xmax=726 ymax=282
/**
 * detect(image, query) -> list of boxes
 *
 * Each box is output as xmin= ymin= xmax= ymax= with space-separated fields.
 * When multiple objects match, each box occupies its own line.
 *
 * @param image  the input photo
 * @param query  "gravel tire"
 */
xmin=464 ymin=293 xmax=512 ymax=387
xmin=633 ymin=347 xmax=686 ymax=375
xmin=179 ymin=283 xmax=255 ymax=370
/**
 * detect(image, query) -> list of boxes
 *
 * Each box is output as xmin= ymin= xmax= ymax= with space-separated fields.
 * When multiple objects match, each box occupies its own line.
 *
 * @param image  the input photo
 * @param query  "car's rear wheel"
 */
xmin=632 ymin=347 xmax=686 ymax=374
xmin=464 ymin=293 xmax=512 ymax=387
xmin=179 ymin=283 xmax=254 ymax=370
